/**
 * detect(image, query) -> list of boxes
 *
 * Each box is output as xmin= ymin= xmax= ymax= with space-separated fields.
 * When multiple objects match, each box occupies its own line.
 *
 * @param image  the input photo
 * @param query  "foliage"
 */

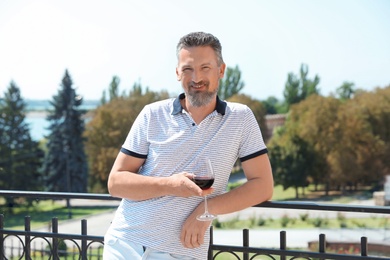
xmin=268 ymin=135 xmax=315 ymax=198
xmin=101 ymin=75 xmax=121 ymax=105
xmin=43 ymin=70 xmax=88 ymax=192
xmin=283 ymin=63 xmax=320 ymax=109
xmin=269 ymin=86 xmax=390 ymax=194
xmin=0 ymin=82 xmax=44 ymax=205
xmin=336 ymin=81 xmax=355 ymax=101
xmin=218 ymin=65 xmax=245 ymax=100
xmin=262 ymin=96 xmax=288 ymax=114
xmin=84 ymin=85 xmax=170 ymax=192
xmin=328 ymin=86 xmax=390 ymax=187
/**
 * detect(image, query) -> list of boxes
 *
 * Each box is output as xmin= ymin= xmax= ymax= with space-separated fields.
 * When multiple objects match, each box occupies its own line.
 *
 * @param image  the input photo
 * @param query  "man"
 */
xmin=103 ymin=31 xmax=273 ymax=260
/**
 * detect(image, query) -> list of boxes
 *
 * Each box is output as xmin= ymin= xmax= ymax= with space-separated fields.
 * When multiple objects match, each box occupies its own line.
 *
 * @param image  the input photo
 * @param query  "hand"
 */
xmin=180 ymin=203 xmax=211 ymax=248
xmin=167 ymin=172 xmax=205 ymax=197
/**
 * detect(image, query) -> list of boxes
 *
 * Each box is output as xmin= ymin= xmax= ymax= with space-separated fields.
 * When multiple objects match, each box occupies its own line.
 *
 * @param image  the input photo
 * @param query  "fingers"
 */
xmin=168 ymin=172 xmax=202 ymax=197
xmin=180 ymin=212 xmax=210 ymax=249
xmin=180 ymin=231 xmax=204 ymax=248
xmin=183 ymin=172 xmax=195 ymax=179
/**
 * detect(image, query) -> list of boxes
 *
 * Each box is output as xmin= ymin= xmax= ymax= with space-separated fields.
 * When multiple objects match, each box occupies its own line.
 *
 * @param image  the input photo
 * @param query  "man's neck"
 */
xmin=181 ymin=98 xmax=216 ymax=125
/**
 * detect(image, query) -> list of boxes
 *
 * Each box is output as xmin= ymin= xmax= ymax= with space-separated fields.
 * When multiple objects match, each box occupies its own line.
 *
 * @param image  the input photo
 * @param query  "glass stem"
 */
xmin=204 ymin=196 xmax=209 ymax=214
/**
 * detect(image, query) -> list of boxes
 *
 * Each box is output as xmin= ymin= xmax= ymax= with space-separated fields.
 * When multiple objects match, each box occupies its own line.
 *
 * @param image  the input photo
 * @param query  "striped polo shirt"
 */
xmin=107 ymin=93 xmax=267 ymax=259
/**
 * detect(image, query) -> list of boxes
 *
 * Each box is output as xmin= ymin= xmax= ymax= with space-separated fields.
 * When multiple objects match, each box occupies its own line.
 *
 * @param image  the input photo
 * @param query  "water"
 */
xmin=24 ymin=99 xmax=99 ymax=141
xmin=25 ymin=114 xmax=50 ymax=141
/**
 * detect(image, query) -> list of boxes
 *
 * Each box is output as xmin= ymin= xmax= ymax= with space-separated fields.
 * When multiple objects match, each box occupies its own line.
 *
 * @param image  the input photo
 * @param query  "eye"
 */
xmin=182 ymin=67 xmax=193 ymax=72
xmin=202 ymin=66 xmax=210 ymax=71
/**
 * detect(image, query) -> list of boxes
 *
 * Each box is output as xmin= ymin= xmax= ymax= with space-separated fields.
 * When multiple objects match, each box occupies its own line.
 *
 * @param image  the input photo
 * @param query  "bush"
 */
xmin=280 ymin=214 xmax=291 ymax=227
xmin=311 ymin=217 xmax=328 ymax=228
xmin=299 ymin=213 xmax=309 ymax=222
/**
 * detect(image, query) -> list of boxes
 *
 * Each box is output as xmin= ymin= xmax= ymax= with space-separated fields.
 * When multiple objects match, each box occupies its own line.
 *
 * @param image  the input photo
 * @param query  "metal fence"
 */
xmin=1 ymin=190 xmax=390 ymax=260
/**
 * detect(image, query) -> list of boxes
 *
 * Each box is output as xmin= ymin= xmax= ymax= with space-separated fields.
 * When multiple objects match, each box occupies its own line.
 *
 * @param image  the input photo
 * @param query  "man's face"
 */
xmin=176 ymin=46 xmax=225 ymax=107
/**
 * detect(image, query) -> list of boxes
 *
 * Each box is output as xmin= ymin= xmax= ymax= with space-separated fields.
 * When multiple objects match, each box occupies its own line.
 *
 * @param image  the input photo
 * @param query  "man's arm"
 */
xmin=180 ymin=153 xmax=273 ymax=248
xmin=107 ymin=152 xmax=211 ymax=200
xmin=207 ymin=153 xmax=273 ymax=214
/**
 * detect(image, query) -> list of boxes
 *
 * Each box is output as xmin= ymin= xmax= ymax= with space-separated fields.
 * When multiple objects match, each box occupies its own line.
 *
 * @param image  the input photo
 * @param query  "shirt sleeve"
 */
xmin=121 ymin=105 xmax=150 ymax=158
xmin=238 ymin=106 xmax=268 ymax=162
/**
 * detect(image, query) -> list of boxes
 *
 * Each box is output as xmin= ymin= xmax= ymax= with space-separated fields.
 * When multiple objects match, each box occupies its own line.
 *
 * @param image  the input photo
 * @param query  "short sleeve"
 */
xmin=121 ymin=105 xmax=150 ymax=157
xmin=238 ymin=106 xmax=267 ymax=162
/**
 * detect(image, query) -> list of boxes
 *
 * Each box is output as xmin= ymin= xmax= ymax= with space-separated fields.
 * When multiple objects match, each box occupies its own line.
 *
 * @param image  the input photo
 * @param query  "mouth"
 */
xmin=190 ymin=82 xmax=208 ymax=90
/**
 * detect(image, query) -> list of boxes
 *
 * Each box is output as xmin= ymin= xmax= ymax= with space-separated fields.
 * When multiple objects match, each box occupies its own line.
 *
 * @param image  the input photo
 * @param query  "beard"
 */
xmin=186 ymin=81 xmax=218 ymax=107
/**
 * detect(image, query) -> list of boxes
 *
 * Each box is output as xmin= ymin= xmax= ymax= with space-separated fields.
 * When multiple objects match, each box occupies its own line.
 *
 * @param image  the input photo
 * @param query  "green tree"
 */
xmin=0 ymin=82 xmax=44 ymax=207
xmin=218 ymin=65 xmax=245 ymax=100
xmin=336 ymin=81 xmax=355 ymax=101
xmin=269 ymin=134 xmax=314 ymax=198
xmin=43 ymin=70 xmax=88 ymax=193
xmin=262 ymin=96 xmax=288 ymax=114
xmin=101 ymin=75 xmax=121 ymax=105
xmin=283 ymin=64 xmax=320 ymax=109
xmin=85 ymin=85 xmax=169 ymax=192
xmin=289 ymin=95 xmax=341 ymax=193
xmin=329 ymin=86 xmax=390 ymax=189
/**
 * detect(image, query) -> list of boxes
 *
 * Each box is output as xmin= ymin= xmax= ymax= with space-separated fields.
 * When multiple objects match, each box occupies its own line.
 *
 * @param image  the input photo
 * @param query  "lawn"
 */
xmin=0 ymin=199 xmax=116 ymax=229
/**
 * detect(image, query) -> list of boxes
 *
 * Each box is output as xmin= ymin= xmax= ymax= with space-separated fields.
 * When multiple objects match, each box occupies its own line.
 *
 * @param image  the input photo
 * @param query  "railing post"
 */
xmin=319 ymin=233 xmax=326 ymax=260
xmin=243 ymin=229 xmax=249 ymax=260
xmin=52 ymin=218 xmax=59 ymax=260
xmin=279 ymin=231 xmax=286 ymax=260
xmin=0 ymin=214 xmax=4 ymax=260
xmin=24 ymin=216 xmax=31 ymax=260
xmin=208 ymin=226 xmax=213 ymax=260
xmin=81 ymin=219 xmax=87 ymax=260
xmin=361 ymin=236 xmax=368 ymax=256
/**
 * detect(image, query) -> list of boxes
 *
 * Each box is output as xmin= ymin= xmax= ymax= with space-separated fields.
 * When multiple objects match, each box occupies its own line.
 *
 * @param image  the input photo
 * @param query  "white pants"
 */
xmin=103 ymin=233 xmax=198 ymax=260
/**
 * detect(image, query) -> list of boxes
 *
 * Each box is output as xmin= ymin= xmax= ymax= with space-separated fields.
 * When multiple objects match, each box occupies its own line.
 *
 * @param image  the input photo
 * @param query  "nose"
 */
xmin=192 ymin=69 xmax=202 ymax=83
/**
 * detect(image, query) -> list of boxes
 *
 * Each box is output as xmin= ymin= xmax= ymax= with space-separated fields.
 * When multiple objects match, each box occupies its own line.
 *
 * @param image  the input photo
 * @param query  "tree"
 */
xmin=43 ymin=70 xmax=88 ymax=193
xmin=218 ymin=65 xmax=245 ymax=100
xmin=101 ymin=75 xmax=121 ymax=105
xmin=336 ymin=81 xmax=355 ymax=101
xmin=0 ymin=82 xmax=44 ymax=207
xmin=283 ymin=64 xmax=320 ymax=109
xmin=262 ymin=96 xmax=288 ymax=114
xmin=85 ymin=85 xmax=169 ymax=192
xmin=108 ymin=75 xmax=120 ymax=100
xmin=329 ymin=86 xmax=390 ymax=189
xmin=269 ymin=135 xmax=315 ymax=198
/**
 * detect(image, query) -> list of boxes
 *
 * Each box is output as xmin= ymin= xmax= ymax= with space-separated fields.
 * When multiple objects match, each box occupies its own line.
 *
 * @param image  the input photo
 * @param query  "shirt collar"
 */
xmin=171 ymin=93 xmax=227 ymax=116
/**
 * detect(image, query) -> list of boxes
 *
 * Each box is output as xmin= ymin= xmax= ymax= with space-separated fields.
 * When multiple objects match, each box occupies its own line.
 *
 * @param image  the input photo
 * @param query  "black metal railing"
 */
xmin=1 ymin=190 xmax=390 ymax=260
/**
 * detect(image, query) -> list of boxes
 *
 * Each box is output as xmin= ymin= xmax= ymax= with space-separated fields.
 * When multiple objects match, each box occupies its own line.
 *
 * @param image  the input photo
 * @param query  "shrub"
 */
xmin=280 ymin=214 xmax=291 ymax=228
xmin=299 ymin=213 xmax=309 ymax=222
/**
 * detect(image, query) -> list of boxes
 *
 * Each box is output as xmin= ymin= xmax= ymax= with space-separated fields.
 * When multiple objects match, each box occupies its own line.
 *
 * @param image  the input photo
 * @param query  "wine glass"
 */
xmin=192 ymin=158 xmax=217 ymax=221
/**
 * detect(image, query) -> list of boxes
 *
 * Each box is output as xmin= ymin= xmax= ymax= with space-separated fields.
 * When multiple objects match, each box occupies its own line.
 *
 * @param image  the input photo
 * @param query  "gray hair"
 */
xmin=176 ymin=32 xmax=224 ymax=66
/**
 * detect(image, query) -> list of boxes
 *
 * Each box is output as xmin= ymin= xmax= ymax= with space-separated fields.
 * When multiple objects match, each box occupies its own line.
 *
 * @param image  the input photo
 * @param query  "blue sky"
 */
xmin=0 ymin=0 xmax=389 ymax=101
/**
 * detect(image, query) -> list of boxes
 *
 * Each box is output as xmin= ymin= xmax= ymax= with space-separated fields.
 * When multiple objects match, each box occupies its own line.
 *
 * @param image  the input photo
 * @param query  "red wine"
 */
xmin=193 ymin=177 xmax=214 ymax=190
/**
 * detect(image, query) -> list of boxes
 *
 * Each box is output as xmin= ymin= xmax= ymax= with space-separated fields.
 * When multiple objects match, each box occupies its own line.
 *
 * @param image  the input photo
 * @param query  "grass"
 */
xmin=270 ymin=184 xmax=372 ymax=203
xmin=213 ymin=214 xmax=389 ymax=230
xmin=0 ymin=199 xmax=116 ymax=229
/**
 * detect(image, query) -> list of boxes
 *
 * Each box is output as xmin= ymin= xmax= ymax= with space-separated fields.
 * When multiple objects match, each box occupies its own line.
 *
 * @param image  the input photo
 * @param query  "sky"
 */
xmin=0 ymin=0 xmax=389 ymax=101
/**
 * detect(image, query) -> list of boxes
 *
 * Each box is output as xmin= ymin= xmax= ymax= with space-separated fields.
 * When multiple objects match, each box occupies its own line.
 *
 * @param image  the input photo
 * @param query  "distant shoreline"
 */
xmin=26 ymin=110 xmax=93 ymax=119
xmin=26 ymin=111 xmax=48 ymax=118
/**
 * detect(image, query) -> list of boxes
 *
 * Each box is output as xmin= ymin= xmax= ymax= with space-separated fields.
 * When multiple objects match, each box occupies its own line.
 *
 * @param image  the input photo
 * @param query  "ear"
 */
xmin=219 ymin=63 xmax=226 ymax=79
xmin=176 ymin=67 xmax=181 ymax=81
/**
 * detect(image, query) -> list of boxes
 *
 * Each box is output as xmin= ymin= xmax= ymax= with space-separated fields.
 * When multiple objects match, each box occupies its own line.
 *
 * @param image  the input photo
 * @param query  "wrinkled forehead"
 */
xmin=177 ymin=46 xmax=219 ymax=67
